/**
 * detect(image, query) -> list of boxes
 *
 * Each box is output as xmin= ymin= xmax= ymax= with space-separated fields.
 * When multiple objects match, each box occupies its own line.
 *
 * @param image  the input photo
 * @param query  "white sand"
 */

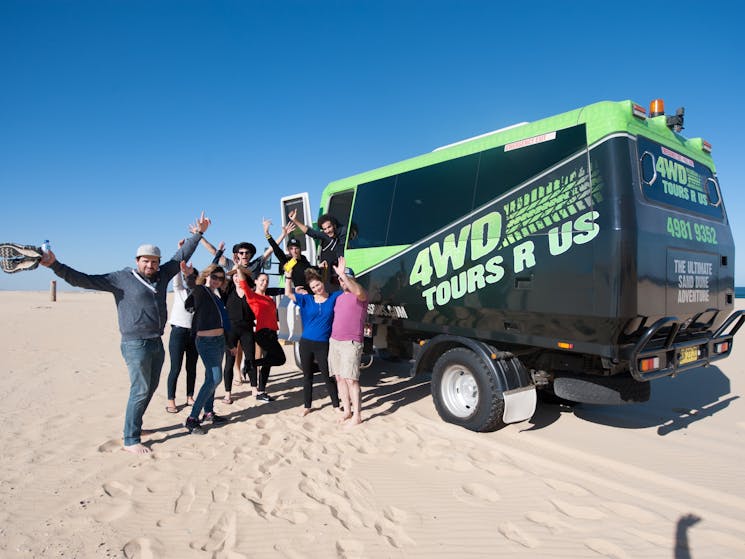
xmin=1 ymin=291 xmax=744 ymax=558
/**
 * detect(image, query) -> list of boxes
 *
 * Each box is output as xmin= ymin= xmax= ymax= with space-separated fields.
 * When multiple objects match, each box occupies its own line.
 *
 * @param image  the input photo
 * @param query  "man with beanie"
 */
xmin=40 ymin=212 xmax=212 ymax=454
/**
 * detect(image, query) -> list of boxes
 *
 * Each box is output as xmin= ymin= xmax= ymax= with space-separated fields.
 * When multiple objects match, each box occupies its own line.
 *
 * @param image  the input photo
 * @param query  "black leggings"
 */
xmin=223 ymin=327 xmax=255 ymax=391
xmin=299 ymin=338 xmax=339 ymax=409
xmin=252 ymin=328 xmax=286 ymax=393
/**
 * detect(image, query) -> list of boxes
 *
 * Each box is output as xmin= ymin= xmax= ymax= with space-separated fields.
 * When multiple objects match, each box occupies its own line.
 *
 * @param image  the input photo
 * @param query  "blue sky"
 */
xmin=1 ymin=0 xmax=743 ymax=290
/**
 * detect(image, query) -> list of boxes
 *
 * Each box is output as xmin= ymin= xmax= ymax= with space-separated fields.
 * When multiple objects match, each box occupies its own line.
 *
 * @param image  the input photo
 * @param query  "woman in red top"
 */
xmin=233 ymin=267 xmax=286 ymax=401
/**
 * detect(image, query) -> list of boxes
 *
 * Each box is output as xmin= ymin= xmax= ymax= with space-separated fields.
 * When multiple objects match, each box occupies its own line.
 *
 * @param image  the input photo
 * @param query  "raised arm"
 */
xmin=163 ymin=212 xmax=213 ymax=277
xmin=284 ymin=269 xmax=297 ymax=302
xmin=262 ymin=218 xmax=297 ymax=262
xmin=288 ymin=209 xmax=309 ymax=234
xmin=334 ymin=256 xmax=366 ymax=301
xmin=40 ymin=249 xmax=118 ymax=293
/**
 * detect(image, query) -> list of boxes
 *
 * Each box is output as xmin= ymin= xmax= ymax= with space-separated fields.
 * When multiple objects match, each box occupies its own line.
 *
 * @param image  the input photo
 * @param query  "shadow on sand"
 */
xmin=530 ymin=365 xmax=737 ymax=435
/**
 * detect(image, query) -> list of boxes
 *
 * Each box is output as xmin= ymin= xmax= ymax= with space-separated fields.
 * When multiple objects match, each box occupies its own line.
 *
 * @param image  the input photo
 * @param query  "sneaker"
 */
xmin=185 ymin=417 xmax=206 ymax=435
xmin=203 ymin=412 xmax=228 ymax=424
xmin=256 ymin=393 xmax=274 ymax=402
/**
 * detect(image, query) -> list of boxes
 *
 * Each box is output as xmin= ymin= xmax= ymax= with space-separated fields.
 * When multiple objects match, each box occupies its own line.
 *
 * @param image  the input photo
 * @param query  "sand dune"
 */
xmin=1 ymin=291 xmax=743 ymax=558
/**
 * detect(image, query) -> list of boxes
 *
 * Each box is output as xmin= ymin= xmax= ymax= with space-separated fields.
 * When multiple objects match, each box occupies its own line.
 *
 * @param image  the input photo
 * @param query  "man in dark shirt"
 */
xmin=288 ymin=209 xmax=346 ymax=285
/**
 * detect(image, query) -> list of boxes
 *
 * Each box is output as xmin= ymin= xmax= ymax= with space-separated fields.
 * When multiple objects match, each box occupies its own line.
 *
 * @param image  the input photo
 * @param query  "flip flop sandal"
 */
xmin=223 ymin=397 xmax=233 ymax=405
xmin=165 ymin=405 xmax=179 ymax=413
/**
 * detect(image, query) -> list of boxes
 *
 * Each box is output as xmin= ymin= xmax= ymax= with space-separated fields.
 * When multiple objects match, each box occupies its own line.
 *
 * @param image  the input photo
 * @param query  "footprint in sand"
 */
xmin=91 ymin=499 xmax=132 ymax=523
xmin=102 ymin=481 xmax=133 ymax=499
xmin=383 ymin=506 xmax=408 ymax=523
xmin=601 ymin=501 xmax=660 ymax=523
xmin=302 ymin=421 xmax=317 ymax=433
xmin=198 ymin=512 xmax=236 ymax=552
xmin=272 ymin=506 xmax=310 ymax=525
xmin=524 ymin=511 xmax=575 ymax=535
xmin=240 ymin=492 xmax=267 ymax=518
xmin=91 ymin=481 xmax=135 ymax=522
xmin=420 ymin=439 xmax=451 ymax=459
xmin=97 ymin=439 xmax=121 ymax=453
xmin=122 ymin=537 xmax=164 ymax=559
xmin=543 ymin=478 xmax=591 ymax=497
xmin=336 ymin=538 xmax=365 ymax=558
xmin=212 ymin=482 xmax=229 ymax=503
xmin=456 ymin=482 xmax=500 ymax=504
xmin=584 ymin=538 xmax=629 ymax=559
xmin=174 ymin=483 xmax=196 ymax=514
xmin=273 ymin=543 xmax=307 ymax=559
xmin=550 ymin=498 xmax=606 ymax=520
xmin=375 ymin=507 xmax=416 ymax=548
xmin=298 ymin=478 xmax=364 ymax=531
xmin=498 ymin=522 xmax=540 ymax=548
xmin=258 ymin=433 xmax=272 ymax=446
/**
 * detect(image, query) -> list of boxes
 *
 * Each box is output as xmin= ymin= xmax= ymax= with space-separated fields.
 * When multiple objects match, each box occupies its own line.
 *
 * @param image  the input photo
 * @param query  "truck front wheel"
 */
xmin=431 ymin=347 xmax=506 ymax=432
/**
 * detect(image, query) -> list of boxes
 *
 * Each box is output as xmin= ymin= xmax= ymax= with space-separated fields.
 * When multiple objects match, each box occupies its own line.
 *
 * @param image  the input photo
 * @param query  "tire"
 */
xmin=431 ymin=347 xmax=506 ymax=432
xmin=552 ymin=373 xmax=651 ymax=405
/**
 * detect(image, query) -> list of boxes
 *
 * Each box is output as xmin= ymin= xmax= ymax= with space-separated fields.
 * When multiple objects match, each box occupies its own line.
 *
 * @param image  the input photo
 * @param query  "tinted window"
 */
xmin=347 ymin=176 xmax=395 ymax=248
xmin=474 ymin=125 xmax=587 ymax=207
xmin=326 ymin=190 xmax=355 ymax=243
xmin=637 ymin=137 xmax=724 ymax=220
xmin=349 ymin=124 xmax=588 ymax=248
xmin=387 ymin=154 xmax=479 ymax=245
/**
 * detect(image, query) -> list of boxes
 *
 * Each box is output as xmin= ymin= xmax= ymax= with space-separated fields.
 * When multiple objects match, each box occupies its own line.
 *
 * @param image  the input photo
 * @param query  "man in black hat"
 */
xmin=267 ymin=225 xmax=316 ymax=291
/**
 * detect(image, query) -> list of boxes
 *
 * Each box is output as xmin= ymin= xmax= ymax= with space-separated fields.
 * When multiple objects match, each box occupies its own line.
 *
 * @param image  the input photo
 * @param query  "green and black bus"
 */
xmin=281 ymin=98 xmax=743 ymax=432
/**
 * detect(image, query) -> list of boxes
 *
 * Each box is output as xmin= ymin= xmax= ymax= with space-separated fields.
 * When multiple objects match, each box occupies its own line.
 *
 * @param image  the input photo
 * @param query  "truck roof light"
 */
xmin=649 ymin=99 xmax=665 ymax=117
xmin=702 ymin=140 xmax=712 ymax=153
xmin=557 ymin=341 xmax=574 ymax=350
xmin=632 ymin=103 xmax=647 ymax=119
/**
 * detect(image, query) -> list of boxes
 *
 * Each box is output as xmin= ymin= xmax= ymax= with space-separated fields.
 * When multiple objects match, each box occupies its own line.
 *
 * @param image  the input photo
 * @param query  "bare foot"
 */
xmin=300 ymin=408 xmax=312 ymax=417
xmin=122 ymin=443 xmax=151 ymax=455
xmin=344 ymin=417 xmax=363 ymax=429
xmin=337 ymin=412 xmax=352 ymax=424
xmin=186 ymin=397 xmax=195 ymax=405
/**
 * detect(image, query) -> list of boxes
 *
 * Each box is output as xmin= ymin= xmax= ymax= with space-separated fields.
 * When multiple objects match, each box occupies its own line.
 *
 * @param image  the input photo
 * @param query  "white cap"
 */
xmin=136 ymin=244 xmax=161 ymax=258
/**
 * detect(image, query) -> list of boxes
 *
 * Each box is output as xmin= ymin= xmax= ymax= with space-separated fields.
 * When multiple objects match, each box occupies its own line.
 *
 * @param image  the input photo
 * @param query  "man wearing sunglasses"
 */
xmin=40 ymin=212 xmax=212 ymax=455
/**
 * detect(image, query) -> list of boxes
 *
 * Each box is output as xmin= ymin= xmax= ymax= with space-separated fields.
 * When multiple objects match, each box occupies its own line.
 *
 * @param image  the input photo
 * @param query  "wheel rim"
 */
xmin=440 ymin=363 xmax=478 ymax=418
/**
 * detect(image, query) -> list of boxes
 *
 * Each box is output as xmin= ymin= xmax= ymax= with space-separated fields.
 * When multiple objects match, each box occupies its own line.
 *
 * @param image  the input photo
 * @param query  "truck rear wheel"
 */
xmin=431 ymin=347 xmax=506 ymax=432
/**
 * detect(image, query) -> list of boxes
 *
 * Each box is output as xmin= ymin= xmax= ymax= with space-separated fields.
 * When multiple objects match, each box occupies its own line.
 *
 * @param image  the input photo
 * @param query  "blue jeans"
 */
xmin=167 ymin=325 xmax=198 ymax=400
xmin=120 ymin=338 xmax=165 ymax=446
xmin=191 ymin=335 xmax=225 ymax=419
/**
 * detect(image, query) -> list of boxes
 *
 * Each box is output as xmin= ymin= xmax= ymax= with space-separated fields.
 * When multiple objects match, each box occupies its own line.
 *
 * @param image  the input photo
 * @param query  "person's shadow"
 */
xmin=674 ymin=513 xmax=701 ymax=559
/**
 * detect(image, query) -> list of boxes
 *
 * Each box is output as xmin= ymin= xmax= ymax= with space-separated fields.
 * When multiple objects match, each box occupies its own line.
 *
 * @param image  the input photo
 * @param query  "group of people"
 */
xmin=39 ymin=209 xmax=366 ymax=454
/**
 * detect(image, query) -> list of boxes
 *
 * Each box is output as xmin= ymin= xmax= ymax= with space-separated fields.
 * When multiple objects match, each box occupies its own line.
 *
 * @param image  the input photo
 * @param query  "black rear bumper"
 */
xmin=627 ymin=310 xmax=745 ymax=381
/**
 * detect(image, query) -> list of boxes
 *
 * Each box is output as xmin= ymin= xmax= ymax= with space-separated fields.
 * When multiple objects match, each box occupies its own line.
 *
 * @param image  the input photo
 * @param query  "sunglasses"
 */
xmin=237 ymin=251 xmax=252 ymax=255
xmin=210 ymin=274 xmax=225 ymax=281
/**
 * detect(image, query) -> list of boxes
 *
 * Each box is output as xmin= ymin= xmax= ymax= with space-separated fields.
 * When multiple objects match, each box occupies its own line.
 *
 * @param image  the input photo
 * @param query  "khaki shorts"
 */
xmin=328 ymin=338 xmax=363 ymax=380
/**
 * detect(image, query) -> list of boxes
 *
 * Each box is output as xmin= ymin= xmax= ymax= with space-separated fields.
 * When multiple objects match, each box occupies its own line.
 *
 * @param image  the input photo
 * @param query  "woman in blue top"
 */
xmin=285 ymin=266 xmax=343 ymax=417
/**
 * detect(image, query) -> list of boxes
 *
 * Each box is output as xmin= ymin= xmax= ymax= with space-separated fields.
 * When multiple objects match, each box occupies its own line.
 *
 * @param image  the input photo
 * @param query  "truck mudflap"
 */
xmin=628 ymin=310 xmax=745 ymax=381
xmin=502 ymin=385 xmax=537 ymax=424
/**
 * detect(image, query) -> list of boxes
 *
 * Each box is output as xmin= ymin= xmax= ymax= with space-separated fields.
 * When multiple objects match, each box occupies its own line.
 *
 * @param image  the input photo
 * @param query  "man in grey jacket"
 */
xmin=40 ymin=212 xmax=212 ymax=454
